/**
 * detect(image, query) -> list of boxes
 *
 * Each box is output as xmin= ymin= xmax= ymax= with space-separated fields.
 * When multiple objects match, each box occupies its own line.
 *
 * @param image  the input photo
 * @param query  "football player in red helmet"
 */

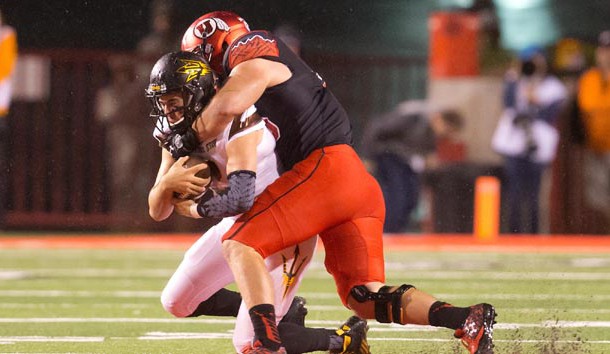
xmin=175 ymin=10 xmax=496 ymax=354
xmin=146 ymin=51 xmax=369 ymax=354
xmin=181 ymin=11 xmax=251 ymax=74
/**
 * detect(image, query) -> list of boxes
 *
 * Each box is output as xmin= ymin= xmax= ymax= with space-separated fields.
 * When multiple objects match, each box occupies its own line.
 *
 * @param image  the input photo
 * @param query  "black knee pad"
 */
xmin=350 ymin=284 xmax=414 ymax=324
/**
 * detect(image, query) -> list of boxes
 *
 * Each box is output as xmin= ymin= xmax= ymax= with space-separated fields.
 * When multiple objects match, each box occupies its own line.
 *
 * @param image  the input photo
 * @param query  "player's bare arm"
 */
xmin=192 ymin=58 xmax=291 ymax=142
xmin=174 ymin=128 xmax=263 ymax=219
xmin=148 ymin=151 xmax=208 ymax=221
xmin=225 ymin=128 xmax=262 ymax=174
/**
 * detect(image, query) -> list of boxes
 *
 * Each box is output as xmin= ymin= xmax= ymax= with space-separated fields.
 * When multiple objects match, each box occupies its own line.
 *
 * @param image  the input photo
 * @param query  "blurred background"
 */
xmin=0 ymin=0 xmax=608 ymax=235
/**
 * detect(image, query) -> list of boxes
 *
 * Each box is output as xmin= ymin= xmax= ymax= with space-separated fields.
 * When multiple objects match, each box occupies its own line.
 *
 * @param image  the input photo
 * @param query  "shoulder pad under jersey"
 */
xmin=223 ymin=31 xmax=280 ymax=73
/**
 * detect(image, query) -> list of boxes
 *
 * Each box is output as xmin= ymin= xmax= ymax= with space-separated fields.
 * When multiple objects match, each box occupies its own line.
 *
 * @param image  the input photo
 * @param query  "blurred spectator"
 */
xmin=554 ymin=38 xmax=587 ymax=79
xmin=362 ymin=101 xmax=465 ymax=233
xmin=95 ymin=56 xmax=149 ymax=228
xmin=136 ymin=0 xmax=179 ymax=58
xmin=0 ymin=8 xmax=16 ymax=227
xmin=136 ymin=0 xmax=180 ymax=84
xmin=492 ymin=46 xmax=567 ymax=233
xmin=576 ymin=30 xmax=610 ymax=232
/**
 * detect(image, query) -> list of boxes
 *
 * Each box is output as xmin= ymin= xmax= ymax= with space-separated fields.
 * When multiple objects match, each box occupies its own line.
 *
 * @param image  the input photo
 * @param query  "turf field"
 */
xmin=0 ymin=235 xmax=609 ymax=353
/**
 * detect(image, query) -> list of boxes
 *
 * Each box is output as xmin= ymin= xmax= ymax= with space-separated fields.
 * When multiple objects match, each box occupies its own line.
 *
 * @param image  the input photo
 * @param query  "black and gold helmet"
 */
xmin=146 ymin=51 xmax=216 ymax=136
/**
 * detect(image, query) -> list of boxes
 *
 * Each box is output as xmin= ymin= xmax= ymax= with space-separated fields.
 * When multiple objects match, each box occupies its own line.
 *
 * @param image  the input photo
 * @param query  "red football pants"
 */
xmin=223 ymin=144 xmax=386 ymax=304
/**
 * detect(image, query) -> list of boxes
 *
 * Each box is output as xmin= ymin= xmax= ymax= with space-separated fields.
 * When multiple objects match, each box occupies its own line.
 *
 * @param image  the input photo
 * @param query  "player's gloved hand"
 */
xmin=167 ymin=126 xmax=199 ymax=159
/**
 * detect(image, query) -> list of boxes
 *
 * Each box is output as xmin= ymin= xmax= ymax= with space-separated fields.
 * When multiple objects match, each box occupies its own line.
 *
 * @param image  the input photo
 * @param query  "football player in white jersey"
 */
xmin=146 ymin=51 xmax=368 ymax=354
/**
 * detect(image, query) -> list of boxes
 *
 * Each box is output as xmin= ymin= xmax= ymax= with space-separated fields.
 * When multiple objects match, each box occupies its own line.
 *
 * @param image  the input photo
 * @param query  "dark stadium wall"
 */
xmin=2 ymin=0 xmax=607 ymax=55
xmin=0 ymin=0 xmax=433 ymax=56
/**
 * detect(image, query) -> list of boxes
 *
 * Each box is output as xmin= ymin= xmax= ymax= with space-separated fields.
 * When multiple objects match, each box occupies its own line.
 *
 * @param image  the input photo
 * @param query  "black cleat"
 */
xmin=281 ymin=296 xmax=308 ymax=327
xmin=330 ymin=315 xmax=370 ymax=354
xmin=454 ymin=303 xmax=497 ymax=354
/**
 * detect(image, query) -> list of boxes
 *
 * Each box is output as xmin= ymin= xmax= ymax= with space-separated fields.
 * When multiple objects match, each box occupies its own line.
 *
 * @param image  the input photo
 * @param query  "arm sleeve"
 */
xmin=195 ymin=170 xmax=256 ymax=218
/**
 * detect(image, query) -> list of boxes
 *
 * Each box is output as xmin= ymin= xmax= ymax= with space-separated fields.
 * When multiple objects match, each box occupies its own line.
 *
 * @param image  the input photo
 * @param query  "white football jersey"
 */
xmin=158 ymin=105 xmax=317 ymax=352
xmin=190 ymin=105 xmax=280 ymax=197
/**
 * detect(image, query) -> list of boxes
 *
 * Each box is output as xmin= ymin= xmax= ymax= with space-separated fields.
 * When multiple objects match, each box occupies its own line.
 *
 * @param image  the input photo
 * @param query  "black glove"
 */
xmin=167 ymin=126 xmax=199 ymax=159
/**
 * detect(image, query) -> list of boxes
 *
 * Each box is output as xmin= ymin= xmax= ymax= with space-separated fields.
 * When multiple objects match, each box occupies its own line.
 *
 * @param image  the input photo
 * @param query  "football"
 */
xmin=184 ymin=155 xmax=212 ymax=181
xmin=175 ymin=155 xmax=212 ymax=200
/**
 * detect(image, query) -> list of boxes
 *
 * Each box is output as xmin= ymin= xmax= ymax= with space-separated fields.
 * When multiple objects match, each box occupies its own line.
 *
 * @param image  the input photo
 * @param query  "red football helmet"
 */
xmin=181 ymin=11 xmax=251 ymax=73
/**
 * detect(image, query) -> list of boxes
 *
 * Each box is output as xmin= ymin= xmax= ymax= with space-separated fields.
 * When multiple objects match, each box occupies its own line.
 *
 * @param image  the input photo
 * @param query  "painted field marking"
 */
xmin=0 ymin=336 xmax=104 ymax=343
xmin=2 ymin=302 xmax=609 ymax=315
xmin=0 ymin=302 xmax=150 ymax=309
xmin=0 ymin=269 xmax=172 ymax=278
xmin=370 ymin=338 xmax=610 ymax=344
xmin=138 ymin=332 xmax=232 ymax=340
xmin=2 ymin=290 xmax=610 ymax=302
xmin=381 ymin=270 xmax=610 ymax=281
xmin=3 ymin=267 xmax=610 ymax=280
xmin=132 ymin=331 xmax=610 ymax=345
xmin=547 ymin=320 xmax=610 ymax=328
xmin=0 ymin=290 xmax=160 ymax=297
xmin=2 ymin=333 xmax=608 ymax=346
xmin=1 ymin=318 xmax=610 ymax=329
xmin=0 ymin=271 xmax=29 ymax=280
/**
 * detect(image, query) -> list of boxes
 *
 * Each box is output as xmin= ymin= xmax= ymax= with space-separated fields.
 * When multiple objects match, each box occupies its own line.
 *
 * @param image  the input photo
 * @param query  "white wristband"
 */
xmin=190 ymin=203 xmax=203 ymax=219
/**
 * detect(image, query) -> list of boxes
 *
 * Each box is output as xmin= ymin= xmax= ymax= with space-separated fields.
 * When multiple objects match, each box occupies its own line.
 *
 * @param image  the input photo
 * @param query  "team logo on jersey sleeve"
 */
xmin=228 ymin=34 xmax=280 ymax=70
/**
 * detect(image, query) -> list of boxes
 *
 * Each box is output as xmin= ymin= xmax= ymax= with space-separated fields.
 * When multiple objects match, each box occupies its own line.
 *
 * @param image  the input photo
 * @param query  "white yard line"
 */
xmin=2 ymin=333 xmax=609 ymax=346
xmin=133 ymin=331 xmax=610 ymax=344
xmin=0 ymin=269 xmax=172 ymax=278
xmin=2 ymin=302 xmax=608 ymax=315
xmin=0 ymin=302 xmax=151 ymax=309
xmin=138 ymin=332 xmax=233 ymax=340
xmin=0 ymin=336 xmax=104 ymax=343
xmin=369 ymin=338 xmax=610 ymax=344
xmin=381 ymin=270 xmax=610 ymax=281
xmin=3 ymin=267 xmax=610 ymax=280
xmin=1 ymin=290 xmax=610 ymax=302
xmin=298 ymin=292 xmax=610 ymax=301
xmin=1 ymin=317 xmax=610 ymax=329
xmin=0 ymin=290 xmax=160 ymax=297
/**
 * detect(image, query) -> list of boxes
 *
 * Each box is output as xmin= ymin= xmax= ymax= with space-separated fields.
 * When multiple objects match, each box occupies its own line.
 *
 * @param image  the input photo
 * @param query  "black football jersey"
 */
xmin=223 ymin=31 xmax=353 ymax=170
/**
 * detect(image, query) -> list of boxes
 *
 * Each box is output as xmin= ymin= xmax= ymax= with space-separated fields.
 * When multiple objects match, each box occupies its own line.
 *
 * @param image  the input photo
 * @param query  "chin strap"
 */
xmin=167 ymin=126 xmax=200 ymax=159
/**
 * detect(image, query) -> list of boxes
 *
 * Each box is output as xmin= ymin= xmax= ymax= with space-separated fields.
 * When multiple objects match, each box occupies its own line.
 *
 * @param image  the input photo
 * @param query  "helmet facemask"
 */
xmin=146 ymin=51 xmax=217 ymax=148
xmin=147 ymin=89 xmax=188 ymax=138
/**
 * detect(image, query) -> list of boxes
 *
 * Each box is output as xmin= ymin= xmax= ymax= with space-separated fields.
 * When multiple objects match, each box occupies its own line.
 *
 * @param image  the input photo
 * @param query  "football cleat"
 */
xmin=454 ymin=303 xmax=497 ymax=354
xmin=281 ymin=296 xmax=308 ymax=327
xmin=330 ymin=315 xmax=370 ymax=354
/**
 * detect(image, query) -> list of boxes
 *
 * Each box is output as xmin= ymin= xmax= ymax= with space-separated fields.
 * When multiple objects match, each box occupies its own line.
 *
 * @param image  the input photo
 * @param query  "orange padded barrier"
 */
xmin=474 ymin=176 xmax=500 ymax=241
